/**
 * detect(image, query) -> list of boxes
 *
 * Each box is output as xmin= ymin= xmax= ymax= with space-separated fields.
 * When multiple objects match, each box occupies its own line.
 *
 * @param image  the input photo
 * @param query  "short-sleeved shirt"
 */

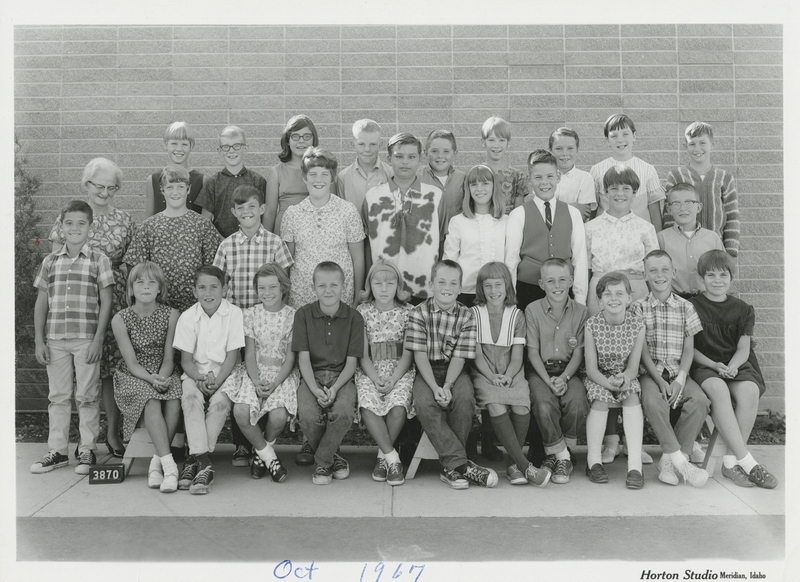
xmin=525 ymin=296 xmax=588 ymax=364
xmin=196 ymin=167 xmax=268 ymax=238
xmin=418 ymin=165 xmax=467 ymax=225
xmin=554 ymin=166 xmax=597 ymax=208
xmin=172 ymin=299 xmax=246 ymax=378
xmin=292 ymin=301 xmax=365 ymax=373
xmin=657 ymin=224 xmax=724 ymax=295
xmin=213 ymin=225 xmax=294 ymax=310
xmin=404 ymin=298 xmax=477 ymax=362
xmin=336 ymin=158 xmax=393 ymax=213
xmin=585 ymin=211 xmax=659 ymax=276
xmin=590 ymin=156 xmax=666 ymax=224
xmin=33 ymin=243 xmax=115 ymax=341
xmin=631 ymin=292 xmax=703 ymax=380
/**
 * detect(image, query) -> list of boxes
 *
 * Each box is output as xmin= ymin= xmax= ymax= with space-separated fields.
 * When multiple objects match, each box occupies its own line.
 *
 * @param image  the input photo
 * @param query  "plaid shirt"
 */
xmin=404 ymin=298 xmax=477 ymax=362
xmin=213 ymin=225 xmax=294 ymax=310
xmin=33 ymin=243 xmax=114 ymax=341
xmin=632 ymin=292 xmax=703 ymax=380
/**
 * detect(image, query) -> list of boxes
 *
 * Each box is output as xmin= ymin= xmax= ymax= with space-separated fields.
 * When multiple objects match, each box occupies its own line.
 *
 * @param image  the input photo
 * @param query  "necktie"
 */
xmin=545 ymin=201 xmax=552 ymax=230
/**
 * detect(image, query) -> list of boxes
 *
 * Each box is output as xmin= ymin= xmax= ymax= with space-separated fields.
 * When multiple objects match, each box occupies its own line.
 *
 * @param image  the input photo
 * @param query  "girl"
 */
xmin=221 ymin=264 xmax=299 ymax=482
xmin=143 ymin=121 xmax=206 ymax=217
xmin=49 ymin=157 xmax=136 ymax=457
xmin=470 ymin=262 xmax=548 ymax=486
xmin=355 ymin=261 xmax=416 ymax=486
xmin=443 ymin=164 xmax=508 ymax=308
xmin=689 ymin=250 xmax=777 ymax=489
xmin=480 ymin=117 xmax=530 ymax=215
xmin=265 ymin=114 xmax=319 ymax=236
xmin=123 ymin=165 xmax=222 ymax=314
xmin=281 ymin=147 xmax=365 ymax=308
xmin=111 ymin=262 xmax=182 ymax=493
xmin=582 ymin=272 xmax=647 ymax=489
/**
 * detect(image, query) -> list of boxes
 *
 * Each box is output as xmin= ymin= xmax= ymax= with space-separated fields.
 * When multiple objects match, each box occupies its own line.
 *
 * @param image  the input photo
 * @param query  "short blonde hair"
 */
xmin=352 ymin=119 xmax=381 ymax=137
xmin=127 ymin=261 xmax=169 ymax=305
xmin=159 ymin=164 xmax=190 ymax=188
xmin=481 ymin=117 xmax=511 ymax=140
xmin=164 ymin=121 xmax=195 ymax=147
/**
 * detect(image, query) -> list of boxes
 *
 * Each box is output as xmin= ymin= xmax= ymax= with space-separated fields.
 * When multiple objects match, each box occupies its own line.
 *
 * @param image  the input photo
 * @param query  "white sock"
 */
xmin=565 ymin=437 xmax=578 ymax=451
xmin=160 ymin=453 xmax=177 ymax=474
xmin=385 ymin=449 xmax=400 ymax=465
xmin=622 ymin=405 xmax=644 ymax=472
xmin=668 ymin=451 xmax=687 ymax=471
xmin=256 ymin=443 xmax=277 ymax=463
xmin=149 ymin=455 xmax=162 ymax=472
xmin=377 ymin=449 xmax=386 ymax=460
xmin=555 ymin=448 xmax=570 ymax=461
xmin=737 ymin=452 xmax=758 ymax=473
xmin=723 ymin=455 xmax=736 ymax=469
xmin=586 ymin=409 xmax=609 ymax=467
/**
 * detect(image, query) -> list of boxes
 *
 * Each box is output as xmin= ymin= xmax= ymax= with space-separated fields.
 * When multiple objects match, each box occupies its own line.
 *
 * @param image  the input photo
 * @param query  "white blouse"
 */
xmin=443 ymin=213 xmax=509 ymax=294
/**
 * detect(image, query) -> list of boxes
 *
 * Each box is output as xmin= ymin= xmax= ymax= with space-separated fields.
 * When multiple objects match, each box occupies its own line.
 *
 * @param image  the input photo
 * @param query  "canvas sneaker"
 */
xmin=679 ymin=460 xmax=709 ymax=488
xmin=296 ymin=441 xmax=315 ymax=466
xmin=372 ymin=458 xmax=388 ymax=482
xmin=440 ymin=467 xmax=469 ymax=490
xmin=313 ymin=464 xmax=333 ymax=486
xmin=551 ymin=459 xmax=573 ymax=484
xmin=463 ymin=461 xmax=498 ymax=488
xmin=231 ymin=444 xmax=252 ymax=467
xmin=386 ymin=462 xmax=405 ymax=486
xmin=332 ymin=453 xmax=350 ymax=480
xmin=690 ymin=441 xmax=706 ymax=464
xmin=75 ymin=450 xmax=96 ymax=475
xmin=178 ymin=456 xmax=200 ymax=490
xmin=30 ymin=451 xmax=69 ymax=474
xmin=525 ymin=462 xmax=550 ymax=487
xmin=189 ymin=466 xmax=214 ymax=495
xmin=657 ymin=455 xmax=679 ymax=486
xmin=506 ymin=464 xmax=527 ymax=486
xmin=541 ymin=455 xmax=557 ymax=475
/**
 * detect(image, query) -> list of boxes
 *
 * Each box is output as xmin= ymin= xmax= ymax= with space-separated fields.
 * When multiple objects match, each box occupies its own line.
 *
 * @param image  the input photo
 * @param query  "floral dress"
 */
xmin=113 ymin=304 xmax=182 ymax=441
xmin=221 ymin=304 xmax=300 ymax=426
xmin=581 ymin=310 xmax=645 ymax=404
xmin=354 ymin=302 xmax=415 ymax=418
xmin=50 ymin=206 xmax=135 ymax=378
xmin=281 ymin=195 xmax=365 ymax=308
xmin=495 ymin=166 xmax=530 ymax=215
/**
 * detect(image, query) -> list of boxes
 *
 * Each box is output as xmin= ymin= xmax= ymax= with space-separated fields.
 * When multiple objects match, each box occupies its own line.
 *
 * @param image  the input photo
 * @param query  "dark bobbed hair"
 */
xmin=279 ymin=115 xmax=319 ymax=163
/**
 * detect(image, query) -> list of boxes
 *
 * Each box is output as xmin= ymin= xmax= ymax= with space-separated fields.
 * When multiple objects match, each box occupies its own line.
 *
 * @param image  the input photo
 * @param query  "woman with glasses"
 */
xmin=48 ymin=157 xmax=136 ymax=458
xmin=265 ymin=114 xmax=321 ymax=236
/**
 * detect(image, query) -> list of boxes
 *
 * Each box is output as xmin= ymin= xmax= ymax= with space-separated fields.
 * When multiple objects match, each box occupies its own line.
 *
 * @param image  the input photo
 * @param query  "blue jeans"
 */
xmin=412 ymin=362 xmax=475 ymax=471
xmin=528 ymin=371 xmax=589 ymax=455
xmin=297 ymin=370 xmax=357 ymax=468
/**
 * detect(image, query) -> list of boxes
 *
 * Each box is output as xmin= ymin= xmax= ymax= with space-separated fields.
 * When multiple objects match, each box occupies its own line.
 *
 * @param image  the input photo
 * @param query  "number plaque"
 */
xmin=88 ymin=463 xmax=125 ymax=484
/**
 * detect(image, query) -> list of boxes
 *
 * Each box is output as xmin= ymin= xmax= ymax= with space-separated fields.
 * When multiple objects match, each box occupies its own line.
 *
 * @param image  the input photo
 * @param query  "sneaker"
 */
xmin=386 ymin=461 xmax=405 ymax=486
xmin=585 ymin=463 xmax=608 ymax=484
xmin=178 ymin=456 xmax=200 ymax=490
xmin=657 ymin=455 xmax=679 ymax=486
xmin=296 ymin=440 xmax=315 ymax=466
xmin=551 ymin=459 xmax=573 ymax=485
xmin=372 ymin=458 xmax=388 ymax=482
xmin=748 ymin=464 xmax=778 ymax=489
xmin=189 ymin=466 xmax=214 ymax=495
xmin=332 ymin=453 xmax=350 ymax=480
xmin=75 ymin=450 xmax=96 ymax=475
xmin=525 ymin=462 xmax=550 ymax=487
xmin=160 ymin=469 xmax=178 ymax=493
xmin=231 ymin=444 xmax=252 ymax=467
xmin=721 ymin=463 xmax=756 ymax=488
xmin=506 ymin=464 xmax=528 ymax=486
xmin=148 ymin=467 xmax=164 ymax=489
xmin=541 ymin=455 xmax=557 ymax=475
xmin=267 ymin=457 xmax=288 ymax=483
xmin=679 ymin=460 xmax=709 ymax=488
xmin=690 ymin=441 xmax=706 ymax=464
xmin=312 ymin=464 xmax=333 ymax=485
xmin=601 ymin=444 xmax=620 ymax=464
xmin=626 ymin=469 xmax=644 ymax=490
xmin=463 ymin=460 xmax=498 ymax=488
xmin=440 ymin=467 xmax=469 ymax=490
xmin=251 ymin=456 xmax=267 ymax=480
xmin=30 ymin=451 xmax=69 ymax=474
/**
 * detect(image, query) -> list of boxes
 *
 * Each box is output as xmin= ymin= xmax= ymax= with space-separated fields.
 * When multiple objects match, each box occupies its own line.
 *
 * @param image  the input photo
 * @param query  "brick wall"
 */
xmin=14 ymin=24 xmax=784 ymax=412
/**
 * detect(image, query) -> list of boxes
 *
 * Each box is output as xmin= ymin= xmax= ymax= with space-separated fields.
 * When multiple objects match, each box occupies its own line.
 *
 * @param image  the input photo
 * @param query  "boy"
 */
xmin=404 ymin=260 xmax=499 ymax=489
xmin=335 ymin=119 xmax=393 ymax=212
xmin=173 ymin=266 xmax=245 ymax=494
xmin=419 ymin=129 xmax=466 ymax=220
xmin=657 ymin=183 xmax=724 ymax=299
xmin=664 ymin=121 xmax=739 ymax=257
xmin=632 ymin=250 xmax=710 ymax=487
xmin=31 ymin=200 xmax=114 ymax=475
xmin=293 ymin=262 xmax=364 ymax=485
xmin=213 ymin=184 xmax=294 ymax=466
xmin=481 ymin=116 xmax=530 ymax=214
xmin=549 ymin=127 xmax=595 ymax=221
xmin=505 ymin=149 xmax=588 ymax=311
xmin=363 ymin=132 xmax=450 ymax=303
xmin=525 ymin=258 xmax=589 ymax=484
xmin=590 ymin=114 xmax=665 ymax=230
xmin=196 ymin=125 xmax=268 ymax=238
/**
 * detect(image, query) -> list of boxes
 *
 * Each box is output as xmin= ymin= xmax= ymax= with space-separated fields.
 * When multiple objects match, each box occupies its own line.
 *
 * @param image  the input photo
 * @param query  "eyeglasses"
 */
xmin=290 ymin=133 xmax=314 ymax=143
xmin=219 ymin=143 xmax=246 ymax=152
xmin=87 ymin=180 xmax=119 ymax=194
xmin=667 ymin=200 xmax=701 ymax=209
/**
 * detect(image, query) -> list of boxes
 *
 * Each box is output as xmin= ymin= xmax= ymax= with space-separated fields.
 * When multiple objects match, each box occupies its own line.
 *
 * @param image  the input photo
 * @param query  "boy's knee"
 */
xmin=535 ymin=400 xmax=557 ymax=421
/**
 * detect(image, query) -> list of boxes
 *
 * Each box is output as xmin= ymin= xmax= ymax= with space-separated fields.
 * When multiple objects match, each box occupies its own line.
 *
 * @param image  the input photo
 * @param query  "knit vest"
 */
xmin=518 ymin=199 xmax=573 ymax=285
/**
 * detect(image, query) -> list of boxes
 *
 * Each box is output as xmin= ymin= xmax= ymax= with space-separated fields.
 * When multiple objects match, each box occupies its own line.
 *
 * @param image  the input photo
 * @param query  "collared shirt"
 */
xmin=418 ymin=165 xmax=467 ymax=223
xmin=525 ymin=296 xmax=588 ymax=363
xmin=195 ymin=166 xmax=268 ymax=238
xmin=34 ymin=243 xmax=115 ymax=341
xmin=172 ymin=299 xmax=246 ymax=378
xmin=554 ymin=166 xmax=596 ymax=208
xmin=292 ymin=301 xmax=364 ymax=373
xmin=443 ymin=213 xmax=508 ymax=294
xmin=336 ymin=158 xmax=393 ymax=214
xmin=213 ymin=225 xmax=294 ymax=310
xmin=585 ymin=211 xmax=658 ymax=275
xmin=404 ymin=298 xmax=477 ymax=362
xmin=505 ymin=196 xmax=588 ymax=304
xmin=590 ymin=156 xmax=666 ymax=224
xmin=632 ymin=292 xmax=703 ymax=380
xmin=657 ymin=223 xmax=724 ymax=295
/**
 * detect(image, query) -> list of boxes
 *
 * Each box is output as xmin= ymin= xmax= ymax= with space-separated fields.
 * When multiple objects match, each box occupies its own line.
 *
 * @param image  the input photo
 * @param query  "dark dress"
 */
xmin=689 ymin=294 xmax=765 ymax=395
xmin=149 ymin=169 xmax=205 ymax=215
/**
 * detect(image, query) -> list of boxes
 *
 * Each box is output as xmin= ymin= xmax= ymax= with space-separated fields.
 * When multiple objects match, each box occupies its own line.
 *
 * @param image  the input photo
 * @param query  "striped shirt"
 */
xmin=590 ymin=156 xmax=666 ymax=224
xmin=404 ymin=298 xmax=477 ymax=362
xmin=33 ymin=243 xmax=114 ymax=341
xmin=663 ymin=166 xmax=739 ymax=258
xmin=632 ymin=292 xmax=703 ymax=380
xmin=213 ymin=225 xmax=294 ymax=310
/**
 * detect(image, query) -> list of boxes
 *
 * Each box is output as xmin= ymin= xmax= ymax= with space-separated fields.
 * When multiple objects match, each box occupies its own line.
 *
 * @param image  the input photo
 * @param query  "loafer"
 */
xmin=585 ymin=463 xmax=608 ymax=483
xmin=721 ymin=463 xmax=756 ymax=488
xmin=626 ymin=469 xmax=644 ymax=490
xmin=748 ymin=464 xmax=778 ymax=489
